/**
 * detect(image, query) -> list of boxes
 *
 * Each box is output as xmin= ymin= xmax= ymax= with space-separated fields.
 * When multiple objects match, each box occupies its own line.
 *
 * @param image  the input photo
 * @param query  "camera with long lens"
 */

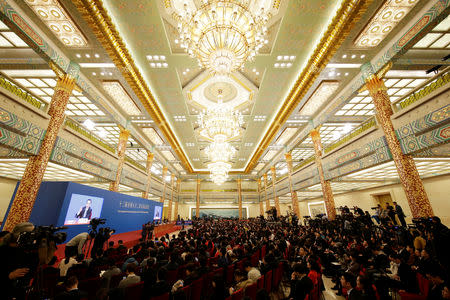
xmin=17 ymin=225 xmax=67 ymax=251
xmin=411 ymin=217 xmax=433 ymax=230
xmin=89 ymin=217 xmax=106 ymax=233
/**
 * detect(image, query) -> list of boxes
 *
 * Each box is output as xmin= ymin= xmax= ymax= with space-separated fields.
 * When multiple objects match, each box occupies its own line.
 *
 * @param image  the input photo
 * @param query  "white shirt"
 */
xmin=58 ymin=257 xmax=78 ymax=276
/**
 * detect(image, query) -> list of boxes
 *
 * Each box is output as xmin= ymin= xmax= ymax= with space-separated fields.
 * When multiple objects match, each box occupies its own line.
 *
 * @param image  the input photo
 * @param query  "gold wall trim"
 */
xmin=244 ymin=0 xmax=373 ymax=173
xmin=73 ymin=0 xmax=193 ymax=173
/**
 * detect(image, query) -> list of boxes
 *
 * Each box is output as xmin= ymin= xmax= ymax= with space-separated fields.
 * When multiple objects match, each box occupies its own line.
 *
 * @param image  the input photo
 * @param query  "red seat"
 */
xmin=257 ymin=275 xmax=264 ymax=290
xmin=181 ymin=285 xmax=191 ymax=300
xmin=79 ymin=277 xmax=102 ymax=300
xmin=208 ymin=256 xmax=218 ymax=267
xmin=265 ymin=270 xmax=272 ymax=293
xmin=151 ymin=292 xmax=169 ymax=300
xmin=236 ymin=260 xmax=244 ymax=271
xmin=232 ymin=288 xmax=244 ymax=300
xmin=250 ymin=252 xmax=259 ymax=267
xmin=190 ymin=278 xmax=203 ymax=300
xmin=245 ymin=282 xmax=257 ymax=300
xmin=226 ymin=264 xmax=235 ymax=284
xmin=273 ymin=263 xmax=283 ymax=290
xmin=166 ymin=269 xmax=179 ymax=286
xmin=261 ymin=246 xmax=266 ymax=259
xmin=124 ymin=281 xmax=144 ymax=300
xmin=399 ymin=273 xmax=429 ymax=300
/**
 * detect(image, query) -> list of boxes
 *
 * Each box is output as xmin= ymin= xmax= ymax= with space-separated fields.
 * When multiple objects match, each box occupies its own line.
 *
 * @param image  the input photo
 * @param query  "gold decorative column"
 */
xmin=364 ymin=74 xmax=433 ymax=217
xmin=285 ymin=152 xmax=300 ymax=217
xmin=142 ymin=151 xmax=154 ymax=199
xmin=195 ymin=178 xmax=201 ymax=218
xmin=258 ymin=179 xmax=264 ymax=216
xmin=270 ymin=166 xmax=281 ymax=216
xmin=311 ymin=129 xmax=337 ymax=220
xmin=263 ymin=173 xmax=270 ymax=213
xmin=167 ymin=174 xmax=175 ymax=221
xmin=109 ymin=127 xmax=130 ymax=192
xmin=174 ymin=179 xmax=181 ymax=220
xmin=3 ymin=75 xmax=75 ymax=231
xmin=237 ymin=178 xmax=243 ymax=220
xmin=161 ymin=166 xmax=168 ymax=203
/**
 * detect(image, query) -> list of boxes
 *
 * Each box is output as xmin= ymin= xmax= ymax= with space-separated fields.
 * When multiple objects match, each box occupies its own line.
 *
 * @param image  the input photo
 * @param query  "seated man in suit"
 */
xmin=341 ymin=273 xmax=361 ymax=300
xmin=55 ymin=276 xmax=87 ymax=300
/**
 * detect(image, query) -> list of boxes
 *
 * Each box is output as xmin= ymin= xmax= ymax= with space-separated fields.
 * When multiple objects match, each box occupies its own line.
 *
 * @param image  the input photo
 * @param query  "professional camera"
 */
xmin=17 ymin=225 xmax=67 ymax=249
xmin=90 ymin=217 xmax=107 ymax=232
xmin=411 ymin=217 xmax=433 ymax=230
xmin=17 ymin=225 xmax=67 ymax=265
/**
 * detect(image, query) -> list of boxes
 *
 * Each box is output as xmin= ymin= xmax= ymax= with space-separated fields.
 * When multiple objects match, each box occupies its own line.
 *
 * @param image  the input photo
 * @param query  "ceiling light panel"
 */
xmin=102 ymin=81 xmax=141 ymax=115
xmin=0 ymin=160 xmax=93 ymax=181
xmin=354 ymin=0 xmax=420 ymax=48
xmin=142 ymin=127 xmax=164 ymax=146
xmin=301 ymin=123 xmax=359 ymax=145
xmin=291 ymin=148 xmax=315 ymax=161
xmin=125 ymin=148 xmax=147 ymax=166
xmin=0 ymin=32 xmax=28 ymax=47
xmin=299 ymin=81 xmax=339 ymax=116
xmin=335 ymin=71 xmax=435 ymax=116
xmin=95 ymin=125 xmax=137 ymax=146
xmin=262 ymin=150 xmax=278 ymax=161
xmin=24 ymin=0 xmax=88 ymax=47
xmin=161 ymin=150 xmax=176 ymax=161
xmin=276 ymin=127 xmax=297 ymax=146
xmin=345 ymin=159 xmax=450 ymax=180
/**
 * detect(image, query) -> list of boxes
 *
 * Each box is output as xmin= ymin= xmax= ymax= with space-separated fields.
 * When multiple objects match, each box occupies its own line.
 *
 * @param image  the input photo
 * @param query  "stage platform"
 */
xmin=54 ymin=222 xmax=181 ymax=260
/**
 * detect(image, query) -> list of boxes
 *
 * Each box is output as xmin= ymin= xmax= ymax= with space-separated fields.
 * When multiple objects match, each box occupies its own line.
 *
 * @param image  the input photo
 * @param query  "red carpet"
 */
xmin=54 ymin=223 xmax=181 ymax=261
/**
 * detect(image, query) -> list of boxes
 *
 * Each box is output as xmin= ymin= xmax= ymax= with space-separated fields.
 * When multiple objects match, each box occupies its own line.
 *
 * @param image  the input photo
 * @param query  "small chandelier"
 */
xmin=205 ymin=140 xmax=236 ymax=185
xmin=173 ymin=0 xmax=275 ymax=74
xmin=198 ymin=94 xmax=243 ymax=142
xmin=208 ymin=161 xmax=232 ymax=185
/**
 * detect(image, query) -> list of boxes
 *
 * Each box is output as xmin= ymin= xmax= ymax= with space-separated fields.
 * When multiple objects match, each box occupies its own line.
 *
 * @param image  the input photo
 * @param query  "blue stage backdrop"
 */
xmin=2 ymin=182 xmax=163 ymax=241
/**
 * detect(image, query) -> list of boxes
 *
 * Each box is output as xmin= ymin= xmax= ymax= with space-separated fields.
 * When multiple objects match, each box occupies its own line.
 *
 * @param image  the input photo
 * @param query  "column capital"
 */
xmin=263 ymin=173 xmax=268 ymax=179
xmin=365 ymin=75 xmax=387 ymax=95
xmin=237 ymin=178 xmax=241 ymax=184
xmin=310 ymin=128 xmax=321 ymax=142
xmin=270 ymin=166 xmax=276 ymax=173
xmin=55 ymin=74 xmax=76 ymax=94
xmin=118 ymin=127 xmax=130 ymax=140
xmin=162 ymin=166 xmax=168 ymax=176
xmin=196 ymin=178 xmax=201 ymax=184
xmin=285 ymin=152 xmax=292 ymax=162
xmin=146 ymin=151 xmax=154 ymax=162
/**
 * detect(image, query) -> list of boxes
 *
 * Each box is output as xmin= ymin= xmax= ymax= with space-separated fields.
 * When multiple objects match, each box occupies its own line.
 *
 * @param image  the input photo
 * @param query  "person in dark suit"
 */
xmin=341 ymin=272 xmax=362 ymax=300
xmin=75 ymin=199 xmax=93 ymax=220
xmin=142 ymin=267 xmax=170 ymax=300
xmin=393 ymin=202 xmax=407 ymax=227
xmin=289 ymin=263 xmax=313 ymax=300
xmin=55 ymin=276 xmax=88 ymax=300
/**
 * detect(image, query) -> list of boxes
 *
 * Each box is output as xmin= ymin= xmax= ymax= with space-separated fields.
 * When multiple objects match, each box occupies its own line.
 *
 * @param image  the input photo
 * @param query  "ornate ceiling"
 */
xmin=3 ymin=0 xmax=447 ymax=181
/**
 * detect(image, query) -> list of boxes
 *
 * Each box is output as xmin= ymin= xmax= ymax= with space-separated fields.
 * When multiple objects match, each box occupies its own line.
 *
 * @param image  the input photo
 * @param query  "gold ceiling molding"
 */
xmin=73 ymin=0 xmax=194 ymax=173
xmin=244 ymin=0 xmax=373 ymax=173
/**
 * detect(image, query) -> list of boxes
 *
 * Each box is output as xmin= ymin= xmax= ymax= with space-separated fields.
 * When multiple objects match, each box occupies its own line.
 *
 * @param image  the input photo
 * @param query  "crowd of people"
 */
xmin=2 ymin=205 xmax=450 ymax=300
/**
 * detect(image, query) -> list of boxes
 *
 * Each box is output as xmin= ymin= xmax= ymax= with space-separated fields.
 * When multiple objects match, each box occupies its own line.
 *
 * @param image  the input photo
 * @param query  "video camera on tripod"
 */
xmin=89 ymin=217 xmax=106 ymax=234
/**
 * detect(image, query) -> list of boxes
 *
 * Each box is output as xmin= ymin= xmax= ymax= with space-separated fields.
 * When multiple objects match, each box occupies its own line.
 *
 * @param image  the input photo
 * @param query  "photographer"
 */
xmin=1 ymin=222 xmax=36 ymax=300
xmin=65 ymin=231 xmax=95 ymax=257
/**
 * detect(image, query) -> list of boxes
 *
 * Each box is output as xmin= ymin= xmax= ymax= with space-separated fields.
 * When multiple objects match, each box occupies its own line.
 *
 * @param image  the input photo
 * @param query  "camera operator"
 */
xmin=430 ymin=216 xmax=450 ymax=271
xmin=65 ymin=231 xmax=95 ymax=257
xmin=1 ymin=222 xmax=36 ymax=300
xmin=91 ymin=228 xmax=115 ymax=259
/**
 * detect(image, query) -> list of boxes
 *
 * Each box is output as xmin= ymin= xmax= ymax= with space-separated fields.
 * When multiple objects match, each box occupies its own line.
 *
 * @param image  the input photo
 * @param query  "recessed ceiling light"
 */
xmin=252 ymin=68 xmax=256 ymax=72
xmin=360 ymin=55 xmax=365 ymax=59
xmin=108 ymin=72 xmax=112 ymax=76
xmin=150 ymin=63 xmax=155 ymax=67
xmin=277 ymin=55 xmax=282 ymax=60
xmin=76 ymin=54 xmax=81 ymax=58
xmin=92 ymin=72 xmax=96 ymax=76
xmin=274 ymin=63 xmax=280 ymax=67
xmin=342 ymin=54 xmax=347 ymax=58
xmin=154 ymin=55 xmax=159 ymax=60
xmin=174 ymin=39 xmax=179 ymax=44
xmin=94 ymin=53 xmax=100 ymax=58
xmin=256 ymin=71 xmax=260 ymax=75
xmin=345 ymin=72 xmax=349 ymax=76
xmin=83 ymin=119 xmax=96 ymax=130
xmin=351 ymin=54 xmax=356 ymax=59
xmin=160 ymin=55 xmax=166 ymax=60
xmin=100 ymin=72 xmax=104 ymax=76
xmin=290 ymin=56 xmax=295 ymax=60
xmin=85 ymin=54 xmax=90 ymax=58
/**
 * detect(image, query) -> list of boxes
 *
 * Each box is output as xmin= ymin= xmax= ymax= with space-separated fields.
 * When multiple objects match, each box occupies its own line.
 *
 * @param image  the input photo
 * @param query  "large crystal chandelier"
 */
xmin=173 ymin=0 xmax=275 ymax=74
